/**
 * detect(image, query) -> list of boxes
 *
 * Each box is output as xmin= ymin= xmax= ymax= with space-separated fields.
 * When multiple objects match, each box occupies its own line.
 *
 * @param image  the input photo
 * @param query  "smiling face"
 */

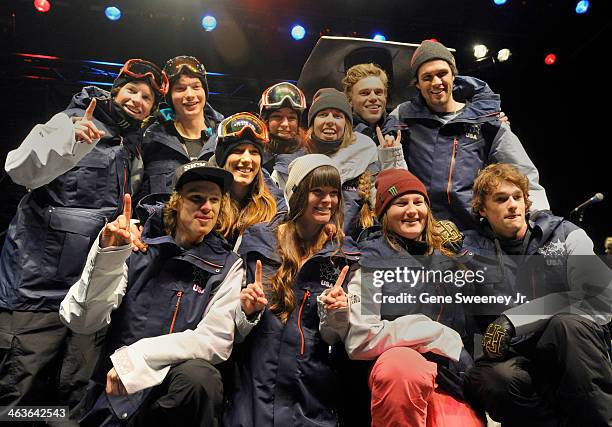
xmin=386 ymin=193 xmax=429 ymax=240
xmin=170 ymin=74 xmax=206 ymax=121
xmin=479 ymin=180 xmax=528 ymax=239
xmin=176 ymin=180 xmax=222 ymax=246
xmin=313 ymin=109 xmax=346 ymax=141
xmin=224 ymin=143 xmax=261 ymax=192
xmin=349 ymin=75 xmax=387 ymax=126
xmin=268 ymin=107 xmax=299 ymax=141
xmin=415 ymin=59 xmax=456 ymax=113
xmin=114 ymin=81 xmax=155 ymax=121
xmin=300 ymin=185 xmax=339 ymax=227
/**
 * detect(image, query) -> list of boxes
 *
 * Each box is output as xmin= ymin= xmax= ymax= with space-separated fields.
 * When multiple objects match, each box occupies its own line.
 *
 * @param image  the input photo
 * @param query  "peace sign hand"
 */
xmin=100 ymin=193 xmax=132 ymax=248
xmin=241 ymin=260 xmax=268 ymax=316
xmin=376 ymin=126 xmax=402 ymax=148
xmin=72 ymin=98 xmax=106 ymax=144
xmin=320 ymin=265 xmax=350 ymax=311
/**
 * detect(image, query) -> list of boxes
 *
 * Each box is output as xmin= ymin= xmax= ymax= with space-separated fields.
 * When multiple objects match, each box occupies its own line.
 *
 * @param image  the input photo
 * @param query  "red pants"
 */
xmin=368 ymin=347 xmax=484 ymax=427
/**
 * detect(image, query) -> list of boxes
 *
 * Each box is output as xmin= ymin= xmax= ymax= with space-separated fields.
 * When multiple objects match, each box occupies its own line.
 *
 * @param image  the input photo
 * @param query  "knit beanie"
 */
xmin=215 ymin=136 xmax=265 ymax=168
xmin=410 ymin=40 xmax=457 ymax=78
xmin=285 ymin=154 xmax=336 ymax=203
xmin=307 ymin=88 xmax=353 ymax=127
xmin=374 ymin=168 xmax=430 ymax=217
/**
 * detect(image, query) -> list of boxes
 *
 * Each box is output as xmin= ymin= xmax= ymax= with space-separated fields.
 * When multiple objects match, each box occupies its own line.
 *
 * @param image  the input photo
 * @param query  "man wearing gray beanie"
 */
xmin=390 ymin=39 xmax=549 ymax=231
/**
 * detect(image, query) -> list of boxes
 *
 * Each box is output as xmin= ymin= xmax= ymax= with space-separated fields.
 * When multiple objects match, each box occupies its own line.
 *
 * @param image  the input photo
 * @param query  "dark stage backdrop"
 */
xmin=1 ymin=0 xmax=609 ymax=251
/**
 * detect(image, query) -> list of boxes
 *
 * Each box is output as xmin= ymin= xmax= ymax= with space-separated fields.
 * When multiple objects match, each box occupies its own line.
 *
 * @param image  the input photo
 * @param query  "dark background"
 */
xmin=1 ymin=0 xmax=610 ymax=251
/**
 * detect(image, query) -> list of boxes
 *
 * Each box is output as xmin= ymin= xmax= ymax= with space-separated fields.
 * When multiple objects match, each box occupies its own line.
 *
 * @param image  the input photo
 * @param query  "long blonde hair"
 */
xmin=269 ymin=165 xmax=344 ymax=323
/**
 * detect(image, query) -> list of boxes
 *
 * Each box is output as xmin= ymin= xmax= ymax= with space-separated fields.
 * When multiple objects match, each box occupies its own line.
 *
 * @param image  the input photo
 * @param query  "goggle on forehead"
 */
xmin=164 ymin=56 xmax=207 ymax=80
xmin=219 ymin=112 xmax=270 ymax=143
xmin=120 ymin=59 xmax=169 ymax=96
xmin=260 ymin=82 xmax=306 ymax=112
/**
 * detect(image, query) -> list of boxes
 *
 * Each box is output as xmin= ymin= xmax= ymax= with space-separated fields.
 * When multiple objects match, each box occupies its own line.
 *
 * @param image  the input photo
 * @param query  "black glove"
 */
xmin=482 ymin=315 xmax=515 ymax=360
xmin=435 ymin=220 xmax=464 ymax=254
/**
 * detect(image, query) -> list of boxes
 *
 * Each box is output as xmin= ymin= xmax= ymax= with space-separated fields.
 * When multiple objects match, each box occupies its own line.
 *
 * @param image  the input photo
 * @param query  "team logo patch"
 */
xmin=465 ymin=124 xmax=481 ymax=140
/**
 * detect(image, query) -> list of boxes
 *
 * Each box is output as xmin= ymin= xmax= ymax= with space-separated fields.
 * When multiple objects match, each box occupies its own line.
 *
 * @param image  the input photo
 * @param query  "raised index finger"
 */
xmin=333 ymin=265 xmax=350 ymax=289
xmin=255 ymin=260 xmax=263 ymax=285
xmin=84 ymin=98 xmax=97 ymax=121
xmin=122 ymin=193 xmax=132 ymax=223
xmin=375 ymin=126 xmax=385 ymax=145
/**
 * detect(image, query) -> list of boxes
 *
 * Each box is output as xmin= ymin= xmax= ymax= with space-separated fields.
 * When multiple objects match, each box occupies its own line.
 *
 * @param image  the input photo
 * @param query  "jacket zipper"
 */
xmin=297 ymin=290 xmax=311 ymax=355
xmin=446 ymin=137 xmax=458 ymax=205
xmin=169 ymin=290 xmax=183 ymax=334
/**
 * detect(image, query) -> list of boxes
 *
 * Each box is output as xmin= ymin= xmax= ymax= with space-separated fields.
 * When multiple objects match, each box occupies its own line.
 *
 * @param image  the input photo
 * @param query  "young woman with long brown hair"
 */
xmin=224 ymin=154 xmax=359 ymax=426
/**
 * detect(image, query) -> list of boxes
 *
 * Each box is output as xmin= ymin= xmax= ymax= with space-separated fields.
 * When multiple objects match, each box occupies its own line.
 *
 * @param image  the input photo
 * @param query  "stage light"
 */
xmin=493 ymin=0 xmax=507 ymax=5
xmin=473 ymin=44 xmax=489 ymax=59
xmin=575 ymin=0 xmax=590 ymax=14
xmin=497 ymin=49 xmax=511 ymax=62
xmin=201 ymin=15 xmax=217 ymax=31
xmin=291 ymin=25 xmax=306 ymax=41
xmin=373 ymin=33 xmax=386 ymax=42
xmin=105 ymin=6 xmax=121 ymax=21
xmin=33 ymin=0 xmax=51 ymax=13
xmin=544 ymin=53 xmax=557 ymax=65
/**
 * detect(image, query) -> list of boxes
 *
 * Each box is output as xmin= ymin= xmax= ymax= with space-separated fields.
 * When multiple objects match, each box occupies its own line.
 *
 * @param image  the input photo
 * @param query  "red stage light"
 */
xmin=544 ymin=53 xmax=556 ymax=65
xmin=34 ymin=0 xmax=51 ymax=13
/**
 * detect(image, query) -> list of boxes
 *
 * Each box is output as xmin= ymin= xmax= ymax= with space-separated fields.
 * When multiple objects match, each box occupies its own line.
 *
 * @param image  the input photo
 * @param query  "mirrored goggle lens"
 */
xmin=165 ymin=56 xmax=207 ymax=79
xmin=220 ymin=113 xmax=269 ymax=142
xmin=262 ymin=83 xmax=306 ymax=109
xmin=121 ymin=59 xmax=168 ymax=95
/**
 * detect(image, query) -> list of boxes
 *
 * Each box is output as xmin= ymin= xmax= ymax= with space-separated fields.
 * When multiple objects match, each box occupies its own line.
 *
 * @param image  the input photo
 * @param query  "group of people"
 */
xmin=0 ymin=39 xmax=610 ymax=427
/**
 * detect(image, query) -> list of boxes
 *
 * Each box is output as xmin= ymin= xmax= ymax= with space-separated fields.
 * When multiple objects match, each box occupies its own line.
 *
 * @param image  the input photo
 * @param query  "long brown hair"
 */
xmin=217 ymin=166 xmax=277 ymax=240
xmin=305 ymin=113 xmax=356 ymax=154
xmin=380 ymin=201 xmax=453 ymax=257
xmin=269 ymin=165 xmax=344 ymax=323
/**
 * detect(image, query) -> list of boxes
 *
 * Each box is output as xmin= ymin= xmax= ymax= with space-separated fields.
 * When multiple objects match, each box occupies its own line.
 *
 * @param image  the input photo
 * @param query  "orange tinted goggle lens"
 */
xmin=220 ymin=113 xmax=269 ymax=142
xmin=121 ymin=59 xmax=169 ymax=96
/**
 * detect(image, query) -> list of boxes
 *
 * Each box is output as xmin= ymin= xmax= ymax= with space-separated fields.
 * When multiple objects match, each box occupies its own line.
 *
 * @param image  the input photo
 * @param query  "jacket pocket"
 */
xmin=74 ymin=151 xmax=113 ymax=208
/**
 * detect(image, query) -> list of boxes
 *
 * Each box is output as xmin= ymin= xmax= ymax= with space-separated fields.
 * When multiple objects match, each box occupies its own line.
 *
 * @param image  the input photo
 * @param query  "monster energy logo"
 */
xmin=388 ymin=186 xmax=398 ymax=196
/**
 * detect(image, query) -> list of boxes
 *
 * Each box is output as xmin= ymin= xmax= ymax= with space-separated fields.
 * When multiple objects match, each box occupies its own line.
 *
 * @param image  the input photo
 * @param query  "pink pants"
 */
xmin=368 ymin=347 xmax=485 ymax=427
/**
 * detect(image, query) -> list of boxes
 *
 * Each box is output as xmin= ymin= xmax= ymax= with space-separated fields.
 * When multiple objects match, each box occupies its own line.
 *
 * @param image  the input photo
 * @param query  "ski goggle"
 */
xmin=119 ymin=59 xmax=169 ymax=97
xmin=219 ymin=112 xmax=270 ymax=143
xmin=163 ymin=56 xmax=207 ymax=81
xmin=260 ymin=82 xmax=306 ymax=114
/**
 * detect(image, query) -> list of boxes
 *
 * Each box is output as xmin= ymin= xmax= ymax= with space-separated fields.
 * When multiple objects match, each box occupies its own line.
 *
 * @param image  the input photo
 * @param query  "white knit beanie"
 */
xmin=284 ymin=154 xmax=336 ymax=204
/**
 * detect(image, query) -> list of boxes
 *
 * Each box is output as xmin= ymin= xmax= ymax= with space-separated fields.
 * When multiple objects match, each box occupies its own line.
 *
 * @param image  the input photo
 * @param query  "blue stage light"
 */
xmin=373 ymin=33 xmax=386 ymax=42
xmin=575 ymin=0 xmax=590 ymax=14
xmin=201 ymin=15 xmax=217 ymax=31
xmin=493 ymin=0 xmax=507 ymax=5
xmin=105 ymin=6 xmax=121 ymax=21
xmin=291 ymin=25 xmax=306 ymax=41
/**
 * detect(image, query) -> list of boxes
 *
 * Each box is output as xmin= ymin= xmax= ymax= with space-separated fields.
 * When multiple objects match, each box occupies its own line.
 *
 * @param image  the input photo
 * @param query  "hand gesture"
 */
xmin=376 ymin=126 xmax=402 ymax=148
xmin=497 ymin=111 xmax=510 ymax=126
xmin=241 ymin=260 xmax=268 ymax=316
xmin=130 ymin=223 xmax=148 ymax=252
xmin=320 ymin=265 xmax=350 ymax=310
xmin=106 ymin=367 xmax=128 ymax=396
xmin=72 ymin=98 xmax=106 ymax=144
xmin=100 ymin=193 xmax=132 ymax=248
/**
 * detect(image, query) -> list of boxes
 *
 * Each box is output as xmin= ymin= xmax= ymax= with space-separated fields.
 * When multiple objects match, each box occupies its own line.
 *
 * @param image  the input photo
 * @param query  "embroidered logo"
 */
xmin=388 ymin=186 xmax=398 ymax=196
xmin=193 ymin=267 xmax=208 ymax=293
xmin=537 ymin=239 xmax=566 ymax=257
xmin=320 ymin=262 xmax=341 ymax=288
xmin=465 ymin=124 xmax=481 ymax=140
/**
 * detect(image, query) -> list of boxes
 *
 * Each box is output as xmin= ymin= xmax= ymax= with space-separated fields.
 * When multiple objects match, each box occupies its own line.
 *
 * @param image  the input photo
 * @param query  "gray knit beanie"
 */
xmin=307 ymin=88 xmax=353 ymax=127
xmin=285 ymin=154 xmax=336 ymax=203
xmin=410 ymin=40 xmax=457 ymax=78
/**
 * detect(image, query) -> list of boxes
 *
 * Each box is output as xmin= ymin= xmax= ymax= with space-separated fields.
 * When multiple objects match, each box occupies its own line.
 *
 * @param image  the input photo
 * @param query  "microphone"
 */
xmin=571 ymin=193 xmax=604 ymax=213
